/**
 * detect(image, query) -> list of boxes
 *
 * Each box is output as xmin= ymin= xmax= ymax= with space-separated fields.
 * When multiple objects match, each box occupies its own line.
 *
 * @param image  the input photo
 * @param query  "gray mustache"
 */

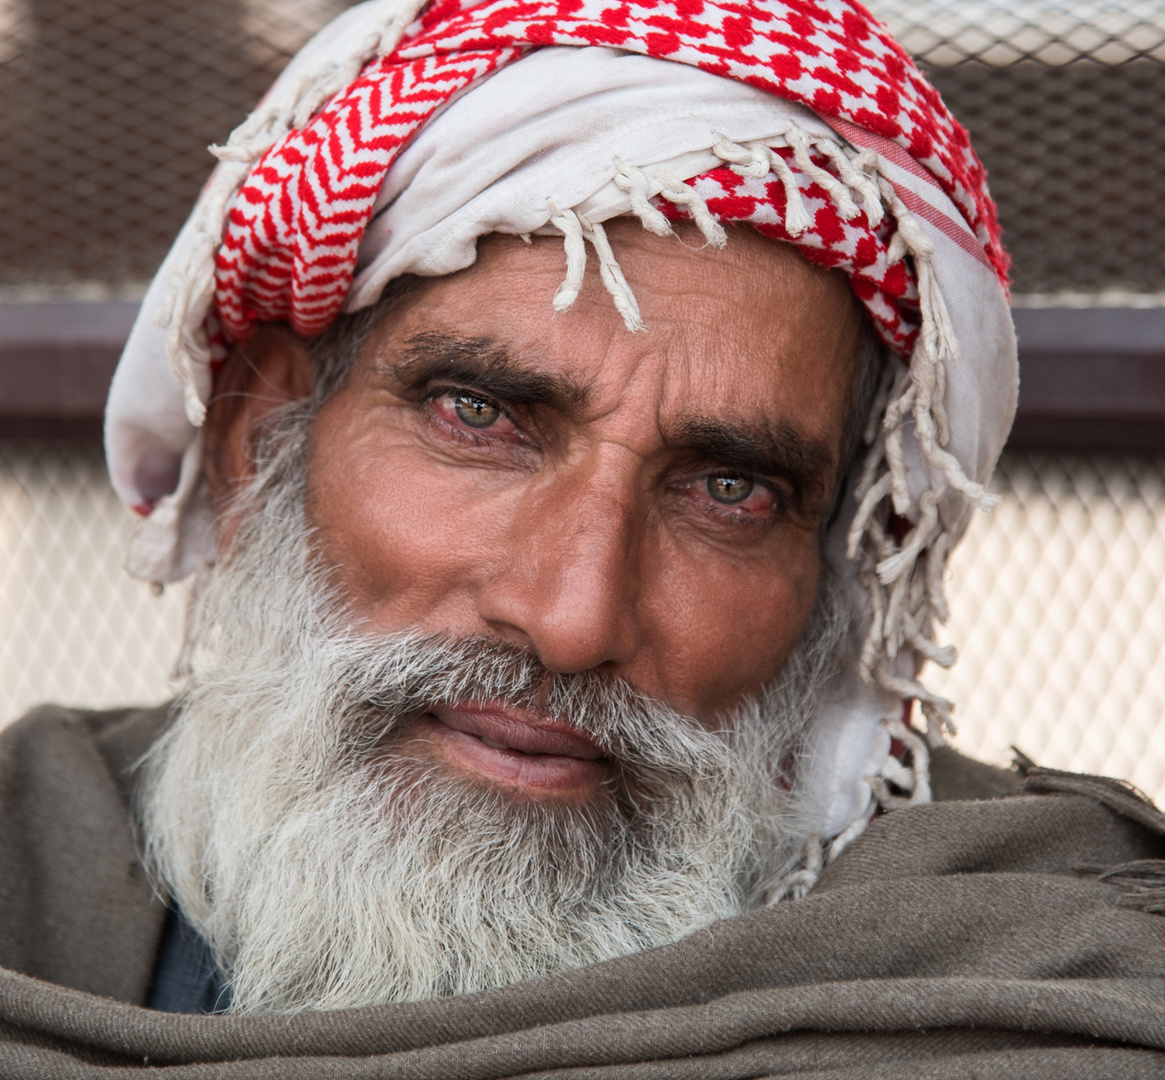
xmin=323 ymin=633 xmax=725 ymax=775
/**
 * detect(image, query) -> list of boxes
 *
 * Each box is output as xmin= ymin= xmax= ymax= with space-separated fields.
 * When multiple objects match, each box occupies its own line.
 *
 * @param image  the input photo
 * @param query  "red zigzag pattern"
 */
xmin=214 ymin=0 xmax=1005 ymax=350
xmin=216 ymin=48 xmax=524 ymax=337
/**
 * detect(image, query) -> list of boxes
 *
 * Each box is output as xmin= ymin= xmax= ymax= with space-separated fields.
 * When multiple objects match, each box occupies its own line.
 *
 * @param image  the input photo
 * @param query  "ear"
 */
xmin=203 ymin=323 xmax=314 ymax=511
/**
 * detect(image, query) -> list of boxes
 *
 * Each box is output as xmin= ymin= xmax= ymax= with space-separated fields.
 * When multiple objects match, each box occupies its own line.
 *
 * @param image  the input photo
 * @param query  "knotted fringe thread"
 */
xmin=547 ymin=156 xmax=731 ymax=333
xmin=547 ymin=125 xmax=885 ymax=334
xmin=843 ymin=178 xmax=999 ymax=748
xmin=1017 ymin=757 xmax=1165 ymax=915
xmin=762 ymin=713 xmax=934 ymax=904
xmin=764 ymin=835 xmax=824 ymax=905
xmin=161 ymin=0 xmax=431 ymax=428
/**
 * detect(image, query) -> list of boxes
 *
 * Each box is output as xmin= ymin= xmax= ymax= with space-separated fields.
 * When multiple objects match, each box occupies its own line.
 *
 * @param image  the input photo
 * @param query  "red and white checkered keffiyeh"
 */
xmin=210 ymin=0 xmax=1005 ymax=358
xmin=107 ymin=0 xmax=1018 ymax=861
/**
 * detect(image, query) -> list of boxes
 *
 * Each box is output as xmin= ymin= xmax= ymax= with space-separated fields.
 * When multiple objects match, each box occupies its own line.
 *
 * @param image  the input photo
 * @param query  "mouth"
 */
xmin=419 ymin=703 xmax=611 ymax=794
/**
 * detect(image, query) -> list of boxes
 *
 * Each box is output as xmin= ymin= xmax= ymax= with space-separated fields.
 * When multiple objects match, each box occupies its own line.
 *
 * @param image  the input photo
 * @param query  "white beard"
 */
xmin=140 ymin=406 xmax=847 ymax=1014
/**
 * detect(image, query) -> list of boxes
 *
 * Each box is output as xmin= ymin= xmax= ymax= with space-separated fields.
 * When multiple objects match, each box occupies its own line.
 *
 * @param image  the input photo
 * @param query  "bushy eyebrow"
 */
xmin=376 ymin=331 xmax=837 ymax=507
xmin=666 ymin=416 xmax=837 ymax=508
xmin=375 ymin=332 xmax=590 ymax=412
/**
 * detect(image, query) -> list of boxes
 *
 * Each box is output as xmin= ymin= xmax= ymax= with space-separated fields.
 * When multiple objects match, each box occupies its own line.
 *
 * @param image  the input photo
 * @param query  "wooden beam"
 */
xmin=1009 ymin=308 xmax=1165 ymax=454
xmin=0 ymin=300 xmax=136 ymax=440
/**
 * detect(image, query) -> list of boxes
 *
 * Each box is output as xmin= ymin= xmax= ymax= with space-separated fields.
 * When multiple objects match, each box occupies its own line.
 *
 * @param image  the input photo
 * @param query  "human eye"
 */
xmin=707 ymin=472 xmax=759 ymax=506
xmin=426 ymin=388 xmax=520 ymax=441
xmin=686 ymin=470 xmax=787 ymax=523
xmin=448 ymin=390 xmax=503 ymax=429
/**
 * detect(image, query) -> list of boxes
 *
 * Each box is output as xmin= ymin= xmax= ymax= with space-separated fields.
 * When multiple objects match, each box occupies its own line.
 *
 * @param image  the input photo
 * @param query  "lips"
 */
xmin=420 ymin=703 xmax=609 ymax=793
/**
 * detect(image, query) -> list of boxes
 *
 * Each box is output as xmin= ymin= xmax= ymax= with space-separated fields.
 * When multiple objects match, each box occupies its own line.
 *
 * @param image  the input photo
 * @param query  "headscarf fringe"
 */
xmin=763 ymin=834 xmax=825 ymax=904
xmin=835 ymin=166 xmax=1006 ymax=749
xmin=776 ymin=708 xmax=938 ymax=888
xmin=612 ymin=158 xmax=675 ymax=237
xmin=587 ymin=219 xmax=645 ymax=331
xmin=871 ymin=714 xmax=933 ymax=808
xmin=783 ymin=125 xmax=861 ymax=220
xmin=547 ymin=200 xmax=588 ymax=312
xmin=826 ymin=803 xmax=873 ymax=863
xmin=549 ymin=120 xmax=905 ymax=331
xmin=654 ymin=168 xmax=728 ymax=249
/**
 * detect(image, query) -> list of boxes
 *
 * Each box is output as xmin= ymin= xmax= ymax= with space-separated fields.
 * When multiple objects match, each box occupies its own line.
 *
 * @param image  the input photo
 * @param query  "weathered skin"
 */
xmin=205 ymin=221 xmax=863 ymax=800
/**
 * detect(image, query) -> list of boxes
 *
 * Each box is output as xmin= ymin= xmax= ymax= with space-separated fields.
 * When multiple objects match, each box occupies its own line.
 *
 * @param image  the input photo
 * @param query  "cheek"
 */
xmin=304 ymin=417 xmax=516 ymax=630
xmin=305 ymin=399 xmax=825 ymax=720
xmin=639 ymin=535 xmax=822 ymax=720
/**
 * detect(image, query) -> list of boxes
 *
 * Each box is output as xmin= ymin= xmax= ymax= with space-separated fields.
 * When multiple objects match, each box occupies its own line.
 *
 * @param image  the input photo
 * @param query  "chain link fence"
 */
xmin=0 ymin=442 xmax=187 ymax=713
xmin=2 ymin=0 xmax=1163 ymax=295
xmin=1 ymin=0 xmax=1164 ymax=798
xmin=878 ymin=0 xmax=1165 ymax=297
xmin=0 ymin=0 xmax=346 ymax=291
xmin=931 ymin=454 xmax=1165 ymax=798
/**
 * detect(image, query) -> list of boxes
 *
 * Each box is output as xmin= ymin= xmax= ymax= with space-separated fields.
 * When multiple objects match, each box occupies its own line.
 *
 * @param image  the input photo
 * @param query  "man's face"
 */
xmin=154 ymin=221 xmax=866 ymax=1012
xmin=304 ymin=220 xmax=863 ymax=801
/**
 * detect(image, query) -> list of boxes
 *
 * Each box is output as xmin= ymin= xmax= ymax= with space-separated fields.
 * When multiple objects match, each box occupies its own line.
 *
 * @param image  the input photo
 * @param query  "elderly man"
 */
xmin=2 ymin=0 xmax=1164 ymax=1072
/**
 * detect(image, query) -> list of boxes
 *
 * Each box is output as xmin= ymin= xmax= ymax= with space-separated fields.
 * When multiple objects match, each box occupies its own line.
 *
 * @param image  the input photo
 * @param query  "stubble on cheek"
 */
xmin=301 ymin=393 xmax=455 ymax=623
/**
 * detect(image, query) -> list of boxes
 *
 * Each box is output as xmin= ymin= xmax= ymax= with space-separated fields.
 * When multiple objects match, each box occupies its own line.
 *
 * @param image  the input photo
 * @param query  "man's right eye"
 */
xmin=450 ymin=392 xmax=502 ymax=429
xmin=707 ymin=473 xmax=754 ymax=505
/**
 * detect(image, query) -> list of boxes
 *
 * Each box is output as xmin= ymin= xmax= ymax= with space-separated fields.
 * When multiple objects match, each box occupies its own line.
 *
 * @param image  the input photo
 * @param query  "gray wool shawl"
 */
xmin=1 ymin=703 xmax=1164 ymax=1078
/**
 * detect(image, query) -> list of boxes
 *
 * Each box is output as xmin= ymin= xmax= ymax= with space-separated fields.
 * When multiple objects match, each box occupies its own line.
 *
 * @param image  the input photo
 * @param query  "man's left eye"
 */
xmin=692 ymin=471 xmax=781 ymax=521
xmin=451 ymin=392 xmax=502 ymax=428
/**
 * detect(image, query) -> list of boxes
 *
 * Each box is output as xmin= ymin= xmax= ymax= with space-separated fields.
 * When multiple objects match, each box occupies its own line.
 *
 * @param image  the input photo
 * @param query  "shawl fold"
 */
xmin=2 ymin=704 xmax=1164 ymax=1077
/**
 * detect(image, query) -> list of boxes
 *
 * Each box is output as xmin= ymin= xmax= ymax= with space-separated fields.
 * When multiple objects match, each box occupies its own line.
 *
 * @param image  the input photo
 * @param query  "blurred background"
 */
xmin=1 ymin=0 xmax=1163 ymax=795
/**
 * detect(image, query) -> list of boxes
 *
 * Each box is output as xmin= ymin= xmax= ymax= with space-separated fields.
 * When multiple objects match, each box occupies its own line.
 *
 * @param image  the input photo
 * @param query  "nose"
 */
xmin=476 ymin=449 xmax=643 ymax=674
